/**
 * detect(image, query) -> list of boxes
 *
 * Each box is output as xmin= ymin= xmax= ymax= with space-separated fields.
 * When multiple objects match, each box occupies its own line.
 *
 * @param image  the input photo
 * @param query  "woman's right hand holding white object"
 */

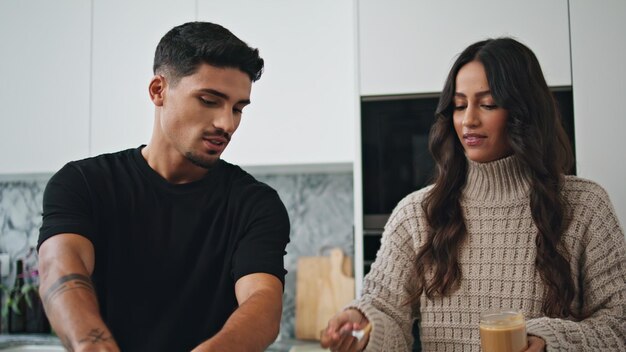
xmin=320 ymin=308 xmax=370 ymax=352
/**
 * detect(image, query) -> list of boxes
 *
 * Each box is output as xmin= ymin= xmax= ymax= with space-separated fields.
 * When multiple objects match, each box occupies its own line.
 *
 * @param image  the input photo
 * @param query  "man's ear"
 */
xmin=149 ymin=75 xmax=166 ymax=107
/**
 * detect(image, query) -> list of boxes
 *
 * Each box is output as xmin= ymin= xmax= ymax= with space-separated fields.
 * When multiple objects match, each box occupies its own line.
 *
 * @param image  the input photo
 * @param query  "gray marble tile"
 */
xmin=0 ymin=170 xmax=354 ymax=339
xmin=0 ymin=179 xmax=47 ymax=286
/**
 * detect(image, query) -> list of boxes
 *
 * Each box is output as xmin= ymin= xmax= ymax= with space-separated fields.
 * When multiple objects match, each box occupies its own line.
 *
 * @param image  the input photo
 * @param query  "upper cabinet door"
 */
xmin=358 ymin=0 xmax=572 ymax=96
xmin=198 ymin=0 xmax=358 ymax=166
xmin=0 ymin=0 xmax=91 ymax=174
xmin=90 ymin=0 xmax=196 ymax=156
xmin=569 ymin=0 xmax=626 ymax=226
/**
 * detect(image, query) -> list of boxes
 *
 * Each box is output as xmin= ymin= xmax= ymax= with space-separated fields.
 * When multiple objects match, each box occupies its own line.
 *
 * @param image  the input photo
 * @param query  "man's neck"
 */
xmin=141 ymin=144 xmax=210 ymax=184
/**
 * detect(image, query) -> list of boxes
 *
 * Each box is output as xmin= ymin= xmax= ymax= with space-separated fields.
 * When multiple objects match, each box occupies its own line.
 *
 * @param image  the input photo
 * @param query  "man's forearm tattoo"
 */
xmin=43 ymin=273 xmax=95 ymax=305
xmin=60 ymin=328 xmax=114 ymax=351
xmin=78 ymin=328 xmax=114 ymax=344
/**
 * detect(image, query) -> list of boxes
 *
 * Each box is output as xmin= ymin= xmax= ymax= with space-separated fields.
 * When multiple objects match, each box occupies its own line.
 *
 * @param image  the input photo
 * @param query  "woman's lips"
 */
xmin=463 ymin=133 xmax=486 ymax=147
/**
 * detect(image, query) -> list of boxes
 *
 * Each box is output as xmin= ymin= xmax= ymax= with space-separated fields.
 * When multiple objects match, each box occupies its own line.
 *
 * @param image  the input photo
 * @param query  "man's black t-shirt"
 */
xmin=38 ymin=146 xmax=290 ymax=351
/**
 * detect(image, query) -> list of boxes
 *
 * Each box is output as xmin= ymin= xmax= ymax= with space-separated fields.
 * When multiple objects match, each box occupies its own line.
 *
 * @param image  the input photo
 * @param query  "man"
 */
xmin=37 ymin=22 xmax=290 ymax=352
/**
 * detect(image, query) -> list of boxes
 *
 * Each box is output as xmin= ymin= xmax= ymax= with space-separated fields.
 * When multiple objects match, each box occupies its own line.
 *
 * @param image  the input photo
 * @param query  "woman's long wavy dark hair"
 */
xmin=411 ymin=38 xmax=578 ymax=318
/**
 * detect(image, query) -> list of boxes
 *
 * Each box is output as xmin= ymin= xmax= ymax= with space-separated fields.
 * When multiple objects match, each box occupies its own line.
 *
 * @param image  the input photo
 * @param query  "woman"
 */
xmin=321 ymin=38 xmax=626 ymax=351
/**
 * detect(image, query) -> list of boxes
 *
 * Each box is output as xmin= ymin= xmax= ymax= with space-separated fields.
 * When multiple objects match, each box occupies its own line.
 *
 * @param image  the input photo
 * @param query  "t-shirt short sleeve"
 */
xmin=38 ymin=163 xmax=98 ymax=250
xmin=231 ymin=187 xmax=290 ymax=286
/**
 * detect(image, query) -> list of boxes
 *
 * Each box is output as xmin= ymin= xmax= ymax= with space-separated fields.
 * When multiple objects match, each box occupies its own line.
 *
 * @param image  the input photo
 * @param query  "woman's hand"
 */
xmin=524 ymin=335 xmax=546 ymax=351
xmin=320 ymin=308 xmax=370 ymax=352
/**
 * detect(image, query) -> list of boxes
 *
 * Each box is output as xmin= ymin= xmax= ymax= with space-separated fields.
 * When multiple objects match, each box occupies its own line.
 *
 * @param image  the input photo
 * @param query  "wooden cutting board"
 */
xmin=295 ymin=248 xmax=355 ymax=340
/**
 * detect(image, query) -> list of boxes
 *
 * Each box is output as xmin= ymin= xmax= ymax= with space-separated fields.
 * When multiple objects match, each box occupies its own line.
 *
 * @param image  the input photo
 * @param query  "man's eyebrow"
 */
xmin=198 ymin=88 xmax=251 ymax=105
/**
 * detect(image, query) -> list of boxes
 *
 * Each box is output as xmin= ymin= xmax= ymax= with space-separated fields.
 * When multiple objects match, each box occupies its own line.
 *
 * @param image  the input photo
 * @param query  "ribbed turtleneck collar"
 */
xmin=462 ymin=155 xmax=530 ymax=202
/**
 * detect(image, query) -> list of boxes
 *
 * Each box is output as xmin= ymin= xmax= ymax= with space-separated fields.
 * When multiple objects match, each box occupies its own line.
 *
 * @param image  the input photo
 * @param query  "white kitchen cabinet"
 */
xmin=198 ymin=0 xmax=358 ymax=166
xmin=569 ymin=0 xmax=626 ymax=226
xmin=0 ymin=0 xmax=91 ymax=174
xmin=89 ymin=0 xmax=196 ymax=156
xmin=358 ymin=0 xmax=572 ymax=96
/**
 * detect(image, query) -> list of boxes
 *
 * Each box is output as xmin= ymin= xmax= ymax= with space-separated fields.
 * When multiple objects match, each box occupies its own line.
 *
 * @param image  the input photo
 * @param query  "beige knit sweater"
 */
xmin=353 ymin=155 xmax=626 ymax=351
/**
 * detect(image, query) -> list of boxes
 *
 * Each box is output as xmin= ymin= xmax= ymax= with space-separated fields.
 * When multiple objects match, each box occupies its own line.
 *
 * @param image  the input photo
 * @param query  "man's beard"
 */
xmin=184 ymin=151 xmax=219 ymax=169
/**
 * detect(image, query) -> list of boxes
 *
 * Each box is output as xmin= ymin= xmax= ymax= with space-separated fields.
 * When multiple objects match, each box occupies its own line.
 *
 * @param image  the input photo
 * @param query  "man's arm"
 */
xmin=38 ymin=233 xmax=120 ymax=352
xmin=192 ymin=273 xmax=283 ymax=352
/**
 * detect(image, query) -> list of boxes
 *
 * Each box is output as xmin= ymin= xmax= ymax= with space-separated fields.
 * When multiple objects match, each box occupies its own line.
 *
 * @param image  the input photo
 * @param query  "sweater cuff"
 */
xmin=526 ymin=317 xmax=561 ymax=352
xmin=348 ymin=301 xmax=386 ymax=352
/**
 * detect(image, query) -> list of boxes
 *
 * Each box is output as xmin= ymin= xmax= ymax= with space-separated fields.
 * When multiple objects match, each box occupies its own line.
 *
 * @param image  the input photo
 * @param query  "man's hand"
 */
xmin=320 ymin=309 xmax=370 ymax=352
xmin=524 ymin=335 xmax=546 ymax=352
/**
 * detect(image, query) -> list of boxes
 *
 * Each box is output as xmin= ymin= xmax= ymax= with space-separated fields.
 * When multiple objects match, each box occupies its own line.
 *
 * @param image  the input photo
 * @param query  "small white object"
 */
xmin=351 ymin=329 xmax=366 ymax=341
xmin=0 ymin=253 xmax=10 ymax=277
xmin=351 ymin=323 xmax=372 ymax=341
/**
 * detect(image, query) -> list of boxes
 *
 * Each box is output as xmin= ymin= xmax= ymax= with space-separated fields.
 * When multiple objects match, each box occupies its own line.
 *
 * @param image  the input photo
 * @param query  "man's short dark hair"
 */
xmin=153 ymin=22 xmax=264 ymax=84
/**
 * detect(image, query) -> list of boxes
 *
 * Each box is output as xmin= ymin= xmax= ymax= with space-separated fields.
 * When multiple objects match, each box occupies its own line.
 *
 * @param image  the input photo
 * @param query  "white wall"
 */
xmin=90 ymin=0 xmax=196 ymax=156
xmin=0 ymin=0 xmax=91 ymax=174
xmin=199 ymin=0 xmax=358 ymax=166
xmin=570 ymin=0 xmax=626 ymax=227
xmin=0 ymin=0 xmax=357 ymax=173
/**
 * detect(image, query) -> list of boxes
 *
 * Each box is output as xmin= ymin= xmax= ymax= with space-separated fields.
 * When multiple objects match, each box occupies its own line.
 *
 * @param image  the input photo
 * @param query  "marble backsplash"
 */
xmin=0 ymin=169 xmax=354 ymax=339
xmin=0 ymin=176 xmax=47 ymax=285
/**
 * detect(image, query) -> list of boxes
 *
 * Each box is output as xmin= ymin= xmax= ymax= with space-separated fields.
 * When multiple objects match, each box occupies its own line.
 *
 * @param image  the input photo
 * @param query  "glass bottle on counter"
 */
xmin=24 ymin=268 xmax=50 ymax=334
xmin=8 ymin=259 xmax=27 ymax=333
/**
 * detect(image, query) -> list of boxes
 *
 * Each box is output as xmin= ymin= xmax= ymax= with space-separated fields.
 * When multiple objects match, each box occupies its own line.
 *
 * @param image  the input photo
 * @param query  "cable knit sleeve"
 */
xmin=526 ymin=183 xmax=626 ymax=351
xmin=348 ymin=193 xmax=424 ymax=352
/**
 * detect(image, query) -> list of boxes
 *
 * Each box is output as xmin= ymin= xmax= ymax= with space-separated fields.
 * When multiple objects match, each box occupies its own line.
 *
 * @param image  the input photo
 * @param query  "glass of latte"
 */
xmin=479 ymin=309 xmax=528 ymax=352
